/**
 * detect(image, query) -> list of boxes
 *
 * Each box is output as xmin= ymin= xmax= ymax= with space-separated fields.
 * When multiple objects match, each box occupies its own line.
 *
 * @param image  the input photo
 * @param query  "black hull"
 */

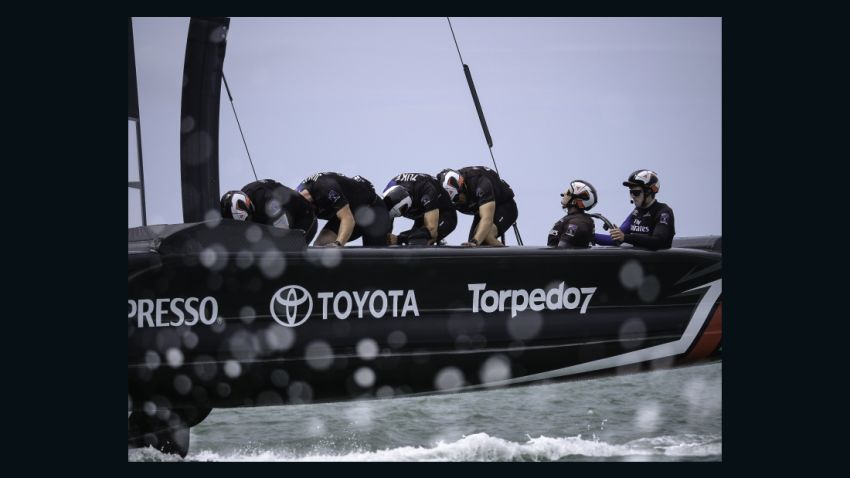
xmin=129 ymin=221 xmax=721 ymax=417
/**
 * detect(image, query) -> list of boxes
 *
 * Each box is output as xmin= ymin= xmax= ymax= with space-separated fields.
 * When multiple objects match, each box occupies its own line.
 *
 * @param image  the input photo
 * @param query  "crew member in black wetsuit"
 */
xmin=595 ymin=169 xmax=675 ymax=250
xmin=437 ymin=166 xmax=518 ymax=247
xmin=220 ymin=179 xmax=318 ymax=244
xmin=382 ymin=173 xmax=457 ymax=246
xmin=296 ymin=172 xmax=391 ymax=247
xmin=548 ymin=179 xmax=597 ymax=248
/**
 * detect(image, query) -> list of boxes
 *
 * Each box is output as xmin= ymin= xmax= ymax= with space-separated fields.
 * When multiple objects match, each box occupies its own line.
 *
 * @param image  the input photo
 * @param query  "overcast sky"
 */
xmin=130 ymin=17 xmax=721 ymax=245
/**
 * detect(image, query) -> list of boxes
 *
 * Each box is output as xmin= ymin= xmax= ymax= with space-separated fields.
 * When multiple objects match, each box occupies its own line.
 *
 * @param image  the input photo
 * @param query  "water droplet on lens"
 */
xmin=354 ymin=367 xmax=376 ymax=388
xmin=356 ymin=338 xmax=379 ymax=361
xmin=434 ymin=367 xmax=465 ymax=391
xmin=223 ymin=360 xmax=241 ymax=378
xmin=305 ymin=341 xmax=334 ymax=370
xmin=619 ymin=260 xmax=644 ymax=290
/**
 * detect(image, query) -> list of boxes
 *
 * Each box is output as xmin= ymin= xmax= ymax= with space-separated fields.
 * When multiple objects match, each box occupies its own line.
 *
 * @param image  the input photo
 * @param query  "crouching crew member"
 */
xmin=220 ymin=179 xmax=318 ymax=244
xmin=382 ymin=172 xmax=458 ymax=245
xmin=296 ymin=172 xmax=391 ymax=247
xmin=437 ymin=166 xmax=518 ymax=247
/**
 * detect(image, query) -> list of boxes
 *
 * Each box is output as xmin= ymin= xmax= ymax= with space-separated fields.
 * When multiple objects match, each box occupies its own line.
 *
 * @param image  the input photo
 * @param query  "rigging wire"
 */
xmin=446 ymin=18 xmax=524 ymax=246
xmin=447 ymin=18 xmax=465 ymax=65
xmin=222 ymin=72 xmax=258 ymax=181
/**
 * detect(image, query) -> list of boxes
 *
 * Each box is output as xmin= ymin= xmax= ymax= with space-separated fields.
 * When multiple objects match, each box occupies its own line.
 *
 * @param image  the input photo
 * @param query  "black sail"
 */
xmin=180 ymin=17 xmax=230 ymax=223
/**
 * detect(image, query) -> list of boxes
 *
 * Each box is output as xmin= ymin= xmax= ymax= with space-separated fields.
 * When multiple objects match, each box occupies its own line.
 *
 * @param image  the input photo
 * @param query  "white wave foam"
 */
xmin=127 ymin=447 xmax=183 ymax=462
xmin=143 ymin=433 xmax=721 ymax=462
xmin=627 ymin=435 xmax=722 ymax=457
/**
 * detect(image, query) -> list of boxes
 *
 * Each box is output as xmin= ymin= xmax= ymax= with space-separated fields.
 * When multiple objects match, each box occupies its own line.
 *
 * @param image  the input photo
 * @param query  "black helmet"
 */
xmin=382 ymin=185 xmax=412 ymax=218
xmin=296 ymin=172 xmax=323 ymax=193
xmin=561 ymin=179 xmax=598 ymax=211
xmin=623 ymin=169 xmax=660 ymax=194
xmin=220 ymin=190 xmax=254 ymax=221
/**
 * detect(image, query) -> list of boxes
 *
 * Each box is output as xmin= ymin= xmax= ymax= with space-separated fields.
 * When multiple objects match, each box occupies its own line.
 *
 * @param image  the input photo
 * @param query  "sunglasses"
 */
xmin=629 ymin=189 xmax=644 ymax=197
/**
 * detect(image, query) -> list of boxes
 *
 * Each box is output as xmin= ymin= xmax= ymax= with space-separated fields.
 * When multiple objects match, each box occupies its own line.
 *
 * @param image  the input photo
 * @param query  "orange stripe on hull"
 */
xmin=686 ymin=301 xmax=722 ymax=360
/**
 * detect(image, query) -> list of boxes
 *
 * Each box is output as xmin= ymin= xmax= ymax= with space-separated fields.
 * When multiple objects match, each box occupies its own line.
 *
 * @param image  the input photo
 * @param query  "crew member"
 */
xmin=220 ymin=179 xmax=318 ymax=244
xmin=595 ymin=169 xmax=675 ymax=250
xmin=296 ymin=172 xmax=391 ymax=247
xmin=382 ymin=172 xmax=457 ymax=245
xmin=437 ymin=166 xmax=518 ymax=247
xmin=548 ymin=179 xmax=597 ymax=248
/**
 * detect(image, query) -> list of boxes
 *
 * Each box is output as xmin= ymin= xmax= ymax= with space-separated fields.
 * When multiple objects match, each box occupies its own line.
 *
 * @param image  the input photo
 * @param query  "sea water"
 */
xmin=128 ymin=362 xmax=721 ymax=461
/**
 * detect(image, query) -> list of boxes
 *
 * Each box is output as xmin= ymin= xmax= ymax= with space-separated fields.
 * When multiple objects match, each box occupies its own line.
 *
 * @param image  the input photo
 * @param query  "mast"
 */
xmin=128 ymin=18 xmax=147 ymax=226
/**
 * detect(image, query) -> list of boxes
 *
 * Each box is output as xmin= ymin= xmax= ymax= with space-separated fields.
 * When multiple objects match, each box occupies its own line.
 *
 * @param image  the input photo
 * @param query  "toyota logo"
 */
xmin=270 ymin=285 xmax=313 ymax=327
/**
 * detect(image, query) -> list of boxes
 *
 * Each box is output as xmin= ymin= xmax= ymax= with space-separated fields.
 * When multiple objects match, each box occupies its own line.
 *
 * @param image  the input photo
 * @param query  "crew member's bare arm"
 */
xmin=335 ymin=205 xmax=355 ymax=245
xmin=463 ymin=201 xmax=496 ymax=247
xmin=422 ymin=209 xmax=439 ymax=241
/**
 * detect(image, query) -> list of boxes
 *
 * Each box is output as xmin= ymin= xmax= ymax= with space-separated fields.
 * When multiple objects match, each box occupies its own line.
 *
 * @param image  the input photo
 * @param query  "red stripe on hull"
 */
xmin=686 ymin=301 xmax=722 ymax=360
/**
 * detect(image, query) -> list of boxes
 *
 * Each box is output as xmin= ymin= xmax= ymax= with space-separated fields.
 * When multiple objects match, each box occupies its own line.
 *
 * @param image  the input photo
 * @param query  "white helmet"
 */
xmin=561 ymin=179 xmax=598 ymax=211
xmin=220 ymin=190 xmax=254 ymax=221
xmin=438 ymin=169 xmax=465 ymax=203
xmin=623 ymin=169 xmax=660 ymax=194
